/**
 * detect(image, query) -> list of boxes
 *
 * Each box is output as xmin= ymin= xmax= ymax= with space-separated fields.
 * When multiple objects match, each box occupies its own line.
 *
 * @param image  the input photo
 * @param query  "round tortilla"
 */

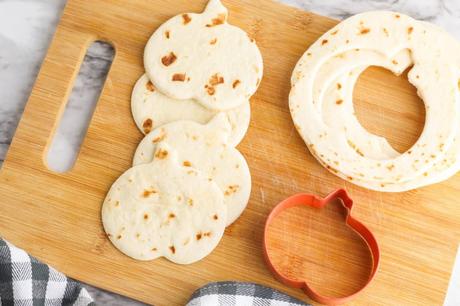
xmin=290 ymin=11 xmax=460 ymax=189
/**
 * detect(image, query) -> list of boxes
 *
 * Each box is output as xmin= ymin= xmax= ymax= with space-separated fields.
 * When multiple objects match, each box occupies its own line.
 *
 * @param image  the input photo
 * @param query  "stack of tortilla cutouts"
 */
xmin=102 ymin=0 xmax=263 ymax=264
xmin=290 ymin=11 xmax=460 ymax=192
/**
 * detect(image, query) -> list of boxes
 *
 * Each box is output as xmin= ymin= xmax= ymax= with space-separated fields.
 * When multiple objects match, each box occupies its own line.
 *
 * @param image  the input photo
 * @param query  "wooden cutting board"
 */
xmin=1 ymin=0 xmax=459 ymax=305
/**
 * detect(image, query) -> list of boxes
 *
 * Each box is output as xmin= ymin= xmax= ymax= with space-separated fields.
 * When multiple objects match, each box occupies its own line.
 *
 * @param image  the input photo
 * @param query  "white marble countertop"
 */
xmin=0 ymin=0 xmax=459 ymax=305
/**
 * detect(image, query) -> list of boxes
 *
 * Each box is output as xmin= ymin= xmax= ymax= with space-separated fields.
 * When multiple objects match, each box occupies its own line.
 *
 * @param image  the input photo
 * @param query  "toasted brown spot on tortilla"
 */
xmin=146 ymin=81 xmax=155 ymax=92
xmin=213 ymin=214 xmax=218 ymax=220
xmin=210 ymin=38 xmax=217 ymax=45
xmin=359 ymin=28 xmax=370 ymax=35
xmin=183 ymin=238 xmax=190 ymax=246
xmin=383 ymin=28 xmax=389 ymax=36
xmin=136 ymin=233 xmax=140 ymax=238
xmin=144 ymin=213 xmax=149 ymax=220
xmin=235 ymin=164 xmax=240 ymax=169
xmin=107 ymin=233 xmax=112 ymax=238
xmin=395 ymin=14 xmax=400 ymax=18
xmin=168 ymin=213 xmax=175 ymax=219
xmin=407 ymin=27 xmax=413 ymax=34
xmin=177 ymin=195 xmax=182 ymax=201
xmin=326 ymin=165 xmax=339 ymax=174
xmin=321 ymin=39 xmax=328 ymax=45
xmin=386 ymin=164 xmax=395 ymax=171
xmin=161 ymin=52 xmax=177 ymax=66
xmin=209 ymin=73 xmax=224 ymax=86
xmin=183 ymin=161 xmax=192 ymax=167
xmin=346 ymin=39 xmax=350 ymax=44
xmin=337 ymin=83 xmax=342 ymax=90
xmin=154 ymin=149 xmax=168 ymax=159
xmin=224 ymin=185 xmax=239 ymax=196
xmin=114 ymin=201 xmax=120 ymax=207
xmin=117 ymin=235 xmax=122 ymax=240
xmin=169 ymin=246 xmax=176 ymax=254
xmin=187 ymin=198 xmax=193 ymax=206
xmin=152 ymin=132 xmax=166 ymax=143
xmin=205 ymin=85 xmax=215 ymax=95
xmin=172 ymin=73 xmax=186 ymax=81
xmin=307 ymin=52 xmax=312 ymax=56
xmin=430 ymin=154 xmax=436 ymax=158
xmin=439 ymin=143 xmax=445 ymax=151
xmin=182 ymin=14 xmax=191 ymax=24
xmin=143 ymin=118 xmax=153 ymax=134
xmin=407 ymin=150 xmax=412 ymax=154
xmin=423 ymin=172 xmax=428 ymax=176
xmin=143 ymin=189 xmax=157 ymax=198
xmin=232 ymin=80 xmax=241 ymax=88
xmin=347 ymin=176 xmax=353 ymax=181
xmin=336 ymin=99 xmax=343 ymax=105
xmin=165 ymin=31 xmax=170 ymax=39
xmin=151 ymin=247 xmax=157 ymax=251
xmin=196 ymin=232 xmax=202 ymax=240
xmin=206 ymin=13 xmax=226 ymax=27
xmin=347 ymin=140 xmax=364 ymax=156
xmin=203 ymin=232 xmax=211 ymax=237
xmin=331 ymin=30 xmax=338 ymax=35
xmin=380 ymin=183 xmax=385 ymax=188
xmin=392 ymin=60 xmax=398 ymax=65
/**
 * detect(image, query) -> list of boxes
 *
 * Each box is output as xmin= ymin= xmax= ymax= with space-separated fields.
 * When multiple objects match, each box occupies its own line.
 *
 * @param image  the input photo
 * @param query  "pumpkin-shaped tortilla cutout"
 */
xmin=102 ymin=143 xmax=226 ymax=264
xmin=144 ymin=0 xmax=263 ymax=111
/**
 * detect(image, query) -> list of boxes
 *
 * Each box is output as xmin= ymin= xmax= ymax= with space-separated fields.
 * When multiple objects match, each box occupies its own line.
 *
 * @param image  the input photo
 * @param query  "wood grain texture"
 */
xmin=0 ymin=0 xmax=459 ymax=305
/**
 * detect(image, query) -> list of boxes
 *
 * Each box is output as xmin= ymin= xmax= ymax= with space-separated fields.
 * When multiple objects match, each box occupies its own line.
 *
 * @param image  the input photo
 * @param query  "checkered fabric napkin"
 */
xmin=0 ymin=238 xmax=94 ymax=306
xmin=186 ymin=281 xmax=311 ymax=306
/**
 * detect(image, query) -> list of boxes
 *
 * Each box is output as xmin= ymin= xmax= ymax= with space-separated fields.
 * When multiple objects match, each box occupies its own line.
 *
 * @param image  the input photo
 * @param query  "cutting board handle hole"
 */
xmin=46 ymin=41 xmax=115 ymax=173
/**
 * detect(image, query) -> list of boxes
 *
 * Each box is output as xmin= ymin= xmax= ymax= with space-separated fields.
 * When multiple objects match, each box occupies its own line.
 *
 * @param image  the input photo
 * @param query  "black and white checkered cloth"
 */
xmin=187 ymin=281 xmax=310 ymax=306
xmin=0 ymin=238 xmax=94 ymax=306
xmin=1 ymin=237 xmax=310 ymax=306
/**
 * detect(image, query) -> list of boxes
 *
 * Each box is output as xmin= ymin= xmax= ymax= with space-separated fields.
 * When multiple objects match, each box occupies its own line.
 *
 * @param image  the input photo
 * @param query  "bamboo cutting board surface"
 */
xmin=0 ymin=0 xmax=459 ymax=305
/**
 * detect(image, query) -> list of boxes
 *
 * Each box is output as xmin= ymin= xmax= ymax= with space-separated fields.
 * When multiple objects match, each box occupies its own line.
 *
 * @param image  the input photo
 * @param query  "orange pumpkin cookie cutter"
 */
xmin=263 ymin=189 xmax=380 ymax=305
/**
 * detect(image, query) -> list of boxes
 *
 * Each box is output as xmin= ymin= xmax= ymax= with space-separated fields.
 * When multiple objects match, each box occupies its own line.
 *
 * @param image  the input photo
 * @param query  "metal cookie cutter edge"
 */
xmin=262 ymin=189 xmax=380 ymax=305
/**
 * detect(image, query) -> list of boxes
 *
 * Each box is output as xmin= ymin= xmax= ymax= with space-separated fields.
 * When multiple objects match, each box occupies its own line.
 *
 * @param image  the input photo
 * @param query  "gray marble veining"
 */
xmin=0 ymin=0 xmax=459 ymax=305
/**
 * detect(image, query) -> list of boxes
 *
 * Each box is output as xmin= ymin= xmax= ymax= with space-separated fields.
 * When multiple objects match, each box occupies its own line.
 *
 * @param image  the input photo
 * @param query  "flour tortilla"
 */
xmin=316 ymin=48 xmax=460 ymax=191
xmin=144 ymin=0 xmax=263 ymax=111
xmin=133 ymin=114 xmax=251 ymax=225
xmin=290 ymin=11 xmax=460 ymax=186
xmin=102 ymin=143 xmax=226 ymax=264
xmin=131 ymin=74 xmax=250 ymax=146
